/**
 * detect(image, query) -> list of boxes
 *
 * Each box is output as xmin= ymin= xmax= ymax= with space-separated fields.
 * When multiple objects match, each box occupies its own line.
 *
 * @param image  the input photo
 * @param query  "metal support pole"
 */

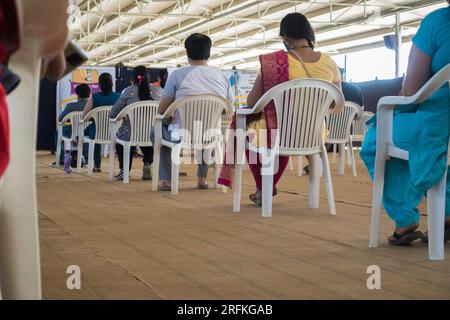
xmin=395 ymin=13 xmax=402 ymax=78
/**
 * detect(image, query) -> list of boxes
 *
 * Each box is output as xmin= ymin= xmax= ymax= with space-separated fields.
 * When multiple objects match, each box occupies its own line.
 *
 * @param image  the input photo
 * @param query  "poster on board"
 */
xmin=225 ymin=70 xmax=258 ymax=109
xmin=56 ymin=66 xmax=116 ymax=116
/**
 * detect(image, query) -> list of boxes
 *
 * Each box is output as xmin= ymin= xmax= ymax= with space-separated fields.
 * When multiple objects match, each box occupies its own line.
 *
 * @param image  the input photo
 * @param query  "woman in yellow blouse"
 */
xmin=219 ymin=12 xmax=342 ymax=206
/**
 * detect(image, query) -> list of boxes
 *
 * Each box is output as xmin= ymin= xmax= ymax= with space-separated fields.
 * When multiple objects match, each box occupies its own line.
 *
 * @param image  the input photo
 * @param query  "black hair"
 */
xmin=98 ymin=73 xmax=113 ymax=94
xmin=184 ymin=33 xmax=212 ymax=60
xmin=75 ymin=83 xmax=91 ymax=99
xmin=280 ymin=12 xmax=316 ymax=49
xmin=158 ymin=69 xmax=168 ymax=89
xmin=133 ymin=65 xmax=151 ymax=101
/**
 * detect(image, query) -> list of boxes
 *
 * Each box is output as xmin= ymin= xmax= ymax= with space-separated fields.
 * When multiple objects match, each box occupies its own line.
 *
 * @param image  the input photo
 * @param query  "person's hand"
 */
xmin=41 ymin=51 xmax=66 ymax=81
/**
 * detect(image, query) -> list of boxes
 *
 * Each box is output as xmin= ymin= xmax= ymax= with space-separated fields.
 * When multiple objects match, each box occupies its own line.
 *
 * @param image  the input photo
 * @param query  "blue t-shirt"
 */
xmin=92 ymin=91 xmax=120 ymax=108
xmin=412 ymin=6 xmax=450 ymax=75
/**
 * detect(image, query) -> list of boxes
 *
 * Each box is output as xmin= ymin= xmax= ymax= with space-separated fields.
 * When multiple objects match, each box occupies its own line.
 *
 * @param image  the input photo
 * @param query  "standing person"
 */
xmin=360 ymin=2 xmax=450 ymax=245
xmin=82 ymin=73 xmax=120 ymax=172
xmin=151 ymin=33 xmax=234 ymax=191
xmin=218 ymin=12 xmax=342 ymax=206
xmin=110 ymin=65 xmax=154 ymax=181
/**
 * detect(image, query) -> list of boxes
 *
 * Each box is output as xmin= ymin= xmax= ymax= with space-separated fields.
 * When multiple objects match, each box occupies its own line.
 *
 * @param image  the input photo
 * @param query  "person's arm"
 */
xmin=402 ymin=45 xmax=432 ymax=96
xmin=109 ymin=89 xmax=128 ymax=119
xmin=158 ymin=96 xmax=175 ymax=115
xmin=82 ymin=95 xmax=94 ymax=118
xmin=158 ymin=71 xmax=177 ymax=115
xmin=246 ymin=72 xmax=263 ymax=108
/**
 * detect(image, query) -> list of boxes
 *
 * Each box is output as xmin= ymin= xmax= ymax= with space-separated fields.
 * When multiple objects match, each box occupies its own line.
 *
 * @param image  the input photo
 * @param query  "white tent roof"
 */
xmin=71 ymin=0 xmax=448 ymax=69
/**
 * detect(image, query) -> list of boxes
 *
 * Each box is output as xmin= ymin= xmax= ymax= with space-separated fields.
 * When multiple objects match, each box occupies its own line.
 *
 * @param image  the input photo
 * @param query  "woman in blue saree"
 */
xmin=360 ymin=1 xmax=450 ymax=245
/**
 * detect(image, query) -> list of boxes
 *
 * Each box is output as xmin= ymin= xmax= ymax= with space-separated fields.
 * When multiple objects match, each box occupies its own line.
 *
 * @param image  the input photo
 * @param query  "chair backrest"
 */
xmin=83 ymin=106 xmax=112 ymax=143
xmin=267 ymin=79 xmax=344 ymax=155
xmin=352 ymin=111 xmax=374 ymax=141
xmin=163 ymin=95 xmax=233 ymax=147
xmin=116 ymin=100 xmax=159 ymax=145
xmin=59 ymin=111 xmax=83 ymax=141
xmin=327 ymin=101 xmax=361 ymax=143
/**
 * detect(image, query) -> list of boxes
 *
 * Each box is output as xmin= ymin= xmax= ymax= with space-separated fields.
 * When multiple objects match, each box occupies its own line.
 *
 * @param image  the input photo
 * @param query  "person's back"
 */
xmin=58 ymin=99 xmax=87 ymax=123
xmin=341 ymin=81 xmax=364 ymax=107
xmin=163 ymin=65 xmax=232 ymax=134
xmin=92 ymin=91 xmax=120 ymax=108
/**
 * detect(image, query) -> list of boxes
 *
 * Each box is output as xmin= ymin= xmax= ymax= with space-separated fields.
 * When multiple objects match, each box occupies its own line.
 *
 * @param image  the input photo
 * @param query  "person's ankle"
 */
xmin=395 ymin=224 xmax=419 ymax=234
xmin=198 ymin=177 xmax=207 ymax=185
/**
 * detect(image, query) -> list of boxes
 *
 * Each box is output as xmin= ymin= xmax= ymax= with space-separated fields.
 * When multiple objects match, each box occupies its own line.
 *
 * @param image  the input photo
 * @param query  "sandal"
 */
xmin=249 ymin=188 xmax=278 ymax=207
xmin=388 ymin=230 xmax=423 ymax=246
xmin=157 ymin=181 xmax=171 ymax=192
xmin=421 ymin=227 xmax=450 ymax=243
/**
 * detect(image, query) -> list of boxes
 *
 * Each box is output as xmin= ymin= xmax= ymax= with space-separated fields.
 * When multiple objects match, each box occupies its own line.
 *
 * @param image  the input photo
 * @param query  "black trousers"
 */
xmin=116 ymin=145 xmax=153 ymax=170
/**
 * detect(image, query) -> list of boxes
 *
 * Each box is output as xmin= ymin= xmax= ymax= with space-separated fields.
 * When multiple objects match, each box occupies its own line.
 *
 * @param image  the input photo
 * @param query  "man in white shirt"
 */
xmin=152 ymin=33 xmax=234 ymax=191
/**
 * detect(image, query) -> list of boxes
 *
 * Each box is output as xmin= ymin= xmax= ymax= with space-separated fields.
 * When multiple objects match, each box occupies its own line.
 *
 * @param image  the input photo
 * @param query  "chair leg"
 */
xmin=152 ymin=151 xmax=160 ymax=192
xmin=338 ymin=143 xmax=345 ymax=175
xmin=123 ymin=143 xmax=130 ymax=184
xmin=297 ymin=156 xmax=303 ymax=176
xmin=288 ymin=157 xmax=294 ymax=172
xmin=232 ymin=163 xmax=243 ymax=213
xmin=261 ymin=173 xmax=274 ymax=218
xmin=426 ymin=167 xmax=446 ymax=261
xmin=77 ymin=135 xmax=83 ymax=173
xmin=369 ymin=150 xmax=387 ymax=248
xmin=321 ymin=145 xmax=336 ymax=215
xmin=307 ymin=154 xmax=320 ymax=209
xmin=88 ymin=141 xmax=95 ymax=176
xmin=214 ymin=143 xmax=222 ymax=189
xmin=349 ymin=138 xmax=357 ymax=177
xmin=346 ymin=143 xmax=352 ymax=166
xmin=109 ymin=140 xmax=115 ymax=181
xmin=171 ymin=146 xmax=181 ymax=195
xmin=55 ymin=129 xmax=62 ymax=168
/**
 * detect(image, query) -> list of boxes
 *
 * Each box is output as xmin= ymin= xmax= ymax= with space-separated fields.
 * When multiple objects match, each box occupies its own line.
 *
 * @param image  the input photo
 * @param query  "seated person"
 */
xmin=360 ymin=1 xmax=450 ymax=245
xmin=151 ymin=33 xmax=234 ymax=191
xmin=110 ymin=66 xmax=154 ymax=181
xmin=218 ymin=13 xmax=342 ymax=205
xmin=55 ymin=83 xmax=91 ymax=168
xmin=82 ymin=73 xmax=120 ymax=172
xmin=340 ymin=68 xmax=364 ymax=108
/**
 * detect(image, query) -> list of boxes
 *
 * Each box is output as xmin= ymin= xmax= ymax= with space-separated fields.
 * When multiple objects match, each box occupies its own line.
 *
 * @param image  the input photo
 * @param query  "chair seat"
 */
xmin=116 ymin=137 xmax=153 ymax=148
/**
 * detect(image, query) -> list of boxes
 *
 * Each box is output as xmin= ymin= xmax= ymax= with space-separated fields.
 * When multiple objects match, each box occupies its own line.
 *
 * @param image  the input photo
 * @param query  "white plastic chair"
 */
xmin=326 ymin=101 xmax=361 ymax=177
xmin=109 ymin=101 xmax=159 ymax=183
xmin=55 ymin=111 xmax=83 ymax=168
xmin=232 ymin=79 xmax=345 ymax=217
xmin=152 ymin=95 xmax=233 ymax=194
xmin=352 ymin=111 xmax=374 ymax=145
xmin=370 ymin=63 xmax=450 ymax=261
xmin=77 ymin=106 xmax=112 ymax=174
xmin=0 ymin=0 xmax=71 ymax=300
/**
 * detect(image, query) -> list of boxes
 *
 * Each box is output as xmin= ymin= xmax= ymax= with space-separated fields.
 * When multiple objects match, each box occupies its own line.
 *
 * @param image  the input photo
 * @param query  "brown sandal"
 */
xmin=249 ymin=188 xmax=278 ymax=207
